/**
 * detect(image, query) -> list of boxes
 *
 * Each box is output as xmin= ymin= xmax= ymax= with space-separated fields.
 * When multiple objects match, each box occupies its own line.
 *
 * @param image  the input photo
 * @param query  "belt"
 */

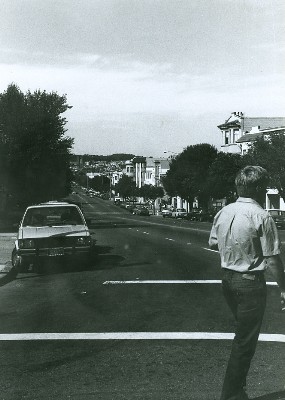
xmin=222 ymin=269 xmax=264 ymax=281
xmin=241 ymin=273 xmax=261 ymax=281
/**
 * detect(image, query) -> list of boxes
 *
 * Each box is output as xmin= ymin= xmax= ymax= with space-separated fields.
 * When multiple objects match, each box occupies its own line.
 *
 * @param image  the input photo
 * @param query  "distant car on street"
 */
xmin=132 ymin=206 xmax=150 ymax=216
xmin=172 ymin=208 xmax=188 ymax=219
xmin=161 ymin=209 xmax=173 ymax=218
xmin=186 ymin=209 xmax=214 ymax=222
xmin=266 ymin=209 xmax=285 ymax=229
xmin=12 ymin=201 xmax=94 ymax=272
xmin=125 ymin=203 xmax=136 ymax=213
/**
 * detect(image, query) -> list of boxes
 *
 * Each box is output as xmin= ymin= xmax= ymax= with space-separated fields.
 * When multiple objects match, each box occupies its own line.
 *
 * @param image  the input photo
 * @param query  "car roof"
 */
xmin=26 ymin=201 xmax=78 ymax=209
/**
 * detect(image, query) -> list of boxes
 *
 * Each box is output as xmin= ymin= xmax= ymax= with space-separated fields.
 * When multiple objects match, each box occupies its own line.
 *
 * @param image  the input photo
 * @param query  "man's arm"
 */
xmin=208 ymin=225 xmax=219 ymax=251
xmin=265 ymin=255 xmax=285 ymax=303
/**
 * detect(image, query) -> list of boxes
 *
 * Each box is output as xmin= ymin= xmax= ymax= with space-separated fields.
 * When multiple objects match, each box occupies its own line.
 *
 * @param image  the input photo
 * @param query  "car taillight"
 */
xmin=18 ymin=239 xmax=35 ymax=249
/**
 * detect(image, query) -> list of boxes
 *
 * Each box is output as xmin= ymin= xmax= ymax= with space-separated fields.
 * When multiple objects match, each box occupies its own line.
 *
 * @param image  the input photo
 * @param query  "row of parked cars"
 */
xmin=162 ymin=207 xmax=285 ymax=226
xmin=161 ymin=208 xmax=215 ymax=222
xmin=114 ymin=200 xmax=151 ymax=216
xmin=85 ymin=189 xmax=109 ymax=200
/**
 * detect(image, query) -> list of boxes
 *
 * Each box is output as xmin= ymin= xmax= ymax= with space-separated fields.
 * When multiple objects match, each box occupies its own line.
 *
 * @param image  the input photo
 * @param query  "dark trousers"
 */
xmin=220 ymin=269 xmax=267 ymax=400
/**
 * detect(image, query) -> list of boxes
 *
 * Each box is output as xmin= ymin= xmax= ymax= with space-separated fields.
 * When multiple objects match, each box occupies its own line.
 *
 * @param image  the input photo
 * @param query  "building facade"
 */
xmin=129 ymin=157 xmax=170 ymax=188
xmin=218 ymin=112 xmax=285 ymax=154
xmin=218 ymin=112 xmax=285 ymax=210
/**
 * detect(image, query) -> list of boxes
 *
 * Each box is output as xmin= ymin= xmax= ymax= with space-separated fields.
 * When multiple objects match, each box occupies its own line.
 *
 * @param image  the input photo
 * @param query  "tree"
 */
xmin=139 ymin=184 xmax=164 ymax=213
xmin=0 ymin=84 xmax=74 ymax=208
xmin=139 ymin=185 xmax=164 ymax=202
xmin=162 ymin=143 xmax=218 ymax=209
xmin=242 ymin=133 xmax=285 ymax=202
xmin=115 ymin=174 xmax=138 ymax=200
xmin=89 ymin=175 xmax=111 ymax=193
xmin=207 ymin=152 xmax=242 ymax=204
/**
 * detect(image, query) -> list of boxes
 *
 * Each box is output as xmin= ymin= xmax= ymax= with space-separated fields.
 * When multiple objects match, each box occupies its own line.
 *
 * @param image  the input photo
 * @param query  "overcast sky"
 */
xmin=1 ymin=0 xmax=284 ymax=156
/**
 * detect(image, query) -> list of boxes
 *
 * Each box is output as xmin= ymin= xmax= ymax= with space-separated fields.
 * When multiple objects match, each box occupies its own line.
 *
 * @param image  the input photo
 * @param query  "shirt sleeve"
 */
xmin=260 ymin=215 xmax=281 ymax=256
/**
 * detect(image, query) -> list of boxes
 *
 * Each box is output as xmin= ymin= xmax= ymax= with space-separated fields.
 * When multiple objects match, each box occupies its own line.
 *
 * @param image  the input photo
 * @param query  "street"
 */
xmin=0 ymin=194 xmax=284 ymax=399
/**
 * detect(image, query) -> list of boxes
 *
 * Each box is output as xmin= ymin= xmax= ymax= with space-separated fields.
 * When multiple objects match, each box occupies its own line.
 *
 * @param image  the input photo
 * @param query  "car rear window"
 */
xmin=22 ymin=206 xmax=84 ymax=226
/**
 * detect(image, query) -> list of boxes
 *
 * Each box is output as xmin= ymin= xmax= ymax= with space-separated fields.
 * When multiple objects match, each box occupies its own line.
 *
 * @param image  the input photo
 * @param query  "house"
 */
xmin=218 ymin=112 xmax=285 ymax=210
xmin=111 ymin=171 xmax=123 ymax=186
xmin=131 ymin=156 xmax=170 ymax=188
xmin=236 ymin=126 xmax=285 ymax=155
xmin=218 ymin=112 xmax=285 ymax=154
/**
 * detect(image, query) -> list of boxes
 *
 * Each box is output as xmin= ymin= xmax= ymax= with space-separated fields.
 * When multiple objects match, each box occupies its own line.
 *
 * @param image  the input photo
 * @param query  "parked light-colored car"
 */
xmin=161 ymin=209 xmax=173 ymax=218
xmin=12 ymin=201 xmax=94 ymax=272
xmin=172 ymin=208 xmax=188 ymax=219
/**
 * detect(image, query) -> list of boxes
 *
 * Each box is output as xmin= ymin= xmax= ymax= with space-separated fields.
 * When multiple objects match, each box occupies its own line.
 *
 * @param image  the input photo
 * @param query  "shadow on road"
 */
xmin=0 ymin=241 xmax=149 ymax=280
xmin=0 ymin=266 xmax=18 ymax=286
xmin=1 ymin=244 xmax=126 ymax=279
xmin=253 ymin=391 xmax=285 ymax=399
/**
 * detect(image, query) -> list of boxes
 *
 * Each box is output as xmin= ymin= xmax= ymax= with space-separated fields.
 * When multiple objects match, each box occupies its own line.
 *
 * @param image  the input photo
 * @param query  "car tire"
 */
xmin=33 ymin=262 xmax=43 ymax=274
xmin=11 ymin=248 xmax=29 ymax=273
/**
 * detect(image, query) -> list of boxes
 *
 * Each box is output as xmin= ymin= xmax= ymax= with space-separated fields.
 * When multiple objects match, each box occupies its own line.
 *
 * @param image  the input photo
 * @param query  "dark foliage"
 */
xmin=114 ymin=174 xmax=138 ymax=200
xmin=207 ymin=152 xmax=242 ymax=203
xmin=242 ymin=133 xmax=285 ymax=202
xmin=162 ymin=143 xmax=218 ymax=209
xmin=0 ymin=84 xmax=74 ymax=209
xmin=139 ymin=184 xmax=164 ymax=201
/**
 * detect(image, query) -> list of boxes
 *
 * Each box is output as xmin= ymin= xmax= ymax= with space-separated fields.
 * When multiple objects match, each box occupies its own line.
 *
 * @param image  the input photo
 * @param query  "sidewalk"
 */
xmin=0 ymin=233 xmax=16 ymax=272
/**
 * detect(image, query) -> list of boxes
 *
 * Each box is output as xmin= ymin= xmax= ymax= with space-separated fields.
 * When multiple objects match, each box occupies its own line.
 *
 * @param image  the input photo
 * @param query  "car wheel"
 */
xmin=11 ymin=248 xmax=28 ymax=272
xmin=32 ymin=261 xmax=43 ymax=274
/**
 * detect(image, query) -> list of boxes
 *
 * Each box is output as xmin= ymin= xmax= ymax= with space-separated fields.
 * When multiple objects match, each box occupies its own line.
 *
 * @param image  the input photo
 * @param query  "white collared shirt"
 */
xmin=209 ymin=197 xmax=281 ymax=273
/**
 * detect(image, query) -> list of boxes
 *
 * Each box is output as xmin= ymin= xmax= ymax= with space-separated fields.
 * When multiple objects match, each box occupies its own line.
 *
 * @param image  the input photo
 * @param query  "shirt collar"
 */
xmin=236 ymin=197 xmax=262 ymax=207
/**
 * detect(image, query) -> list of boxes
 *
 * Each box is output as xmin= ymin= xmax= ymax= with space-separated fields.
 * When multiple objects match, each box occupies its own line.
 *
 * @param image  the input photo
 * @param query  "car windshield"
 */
xmin=22 ymin=206 xmax=84 ymax=227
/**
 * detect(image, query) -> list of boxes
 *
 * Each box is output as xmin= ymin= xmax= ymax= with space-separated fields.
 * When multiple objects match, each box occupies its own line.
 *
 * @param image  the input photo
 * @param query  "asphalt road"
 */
xmin=0 ymin=194 xmax=284 ymax=400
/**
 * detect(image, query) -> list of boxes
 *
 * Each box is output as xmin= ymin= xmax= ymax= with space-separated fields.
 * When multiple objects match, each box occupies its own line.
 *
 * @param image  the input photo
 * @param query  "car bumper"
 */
xmin=18 ymin=246 xmax=92 ymax=259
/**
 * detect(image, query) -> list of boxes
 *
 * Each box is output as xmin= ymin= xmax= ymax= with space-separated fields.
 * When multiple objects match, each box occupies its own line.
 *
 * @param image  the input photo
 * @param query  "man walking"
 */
xmin=209 ymin=165 xmax=285 ymax=400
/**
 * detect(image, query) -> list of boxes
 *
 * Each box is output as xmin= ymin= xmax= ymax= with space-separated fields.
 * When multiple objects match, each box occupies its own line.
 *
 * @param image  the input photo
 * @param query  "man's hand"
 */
xmin=209 ymin=242 xmax=219 ymax=251
xmin=265 ymin=255 xmax=285 ymax=292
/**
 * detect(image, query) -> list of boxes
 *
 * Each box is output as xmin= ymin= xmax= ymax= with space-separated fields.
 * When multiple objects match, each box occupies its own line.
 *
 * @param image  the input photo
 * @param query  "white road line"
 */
xmin=113 ymin=216 xmax=210 ymax=233
xmin=104 ymin=280 xmax=221 ymax=284
xmin=0 ymin=332 xmax=283 ymax=342
xmin=203 ymin=247 xmax=219 ymax=253
xmin=103 ymin=280 xmax=277 ymax=286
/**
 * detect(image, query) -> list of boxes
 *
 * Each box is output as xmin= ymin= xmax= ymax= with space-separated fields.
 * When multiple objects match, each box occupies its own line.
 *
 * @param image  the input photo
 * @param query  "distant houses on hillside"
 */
xmin=72 ymin=111 xmax=285 ymax=212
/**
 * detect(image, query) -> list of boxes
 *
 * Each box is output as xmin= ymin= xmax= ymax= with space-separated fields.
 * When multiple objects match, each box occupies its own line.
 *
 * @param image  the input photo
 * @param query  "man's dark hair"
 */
xmin=235 ymin=166 xmax=270 ymax=198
